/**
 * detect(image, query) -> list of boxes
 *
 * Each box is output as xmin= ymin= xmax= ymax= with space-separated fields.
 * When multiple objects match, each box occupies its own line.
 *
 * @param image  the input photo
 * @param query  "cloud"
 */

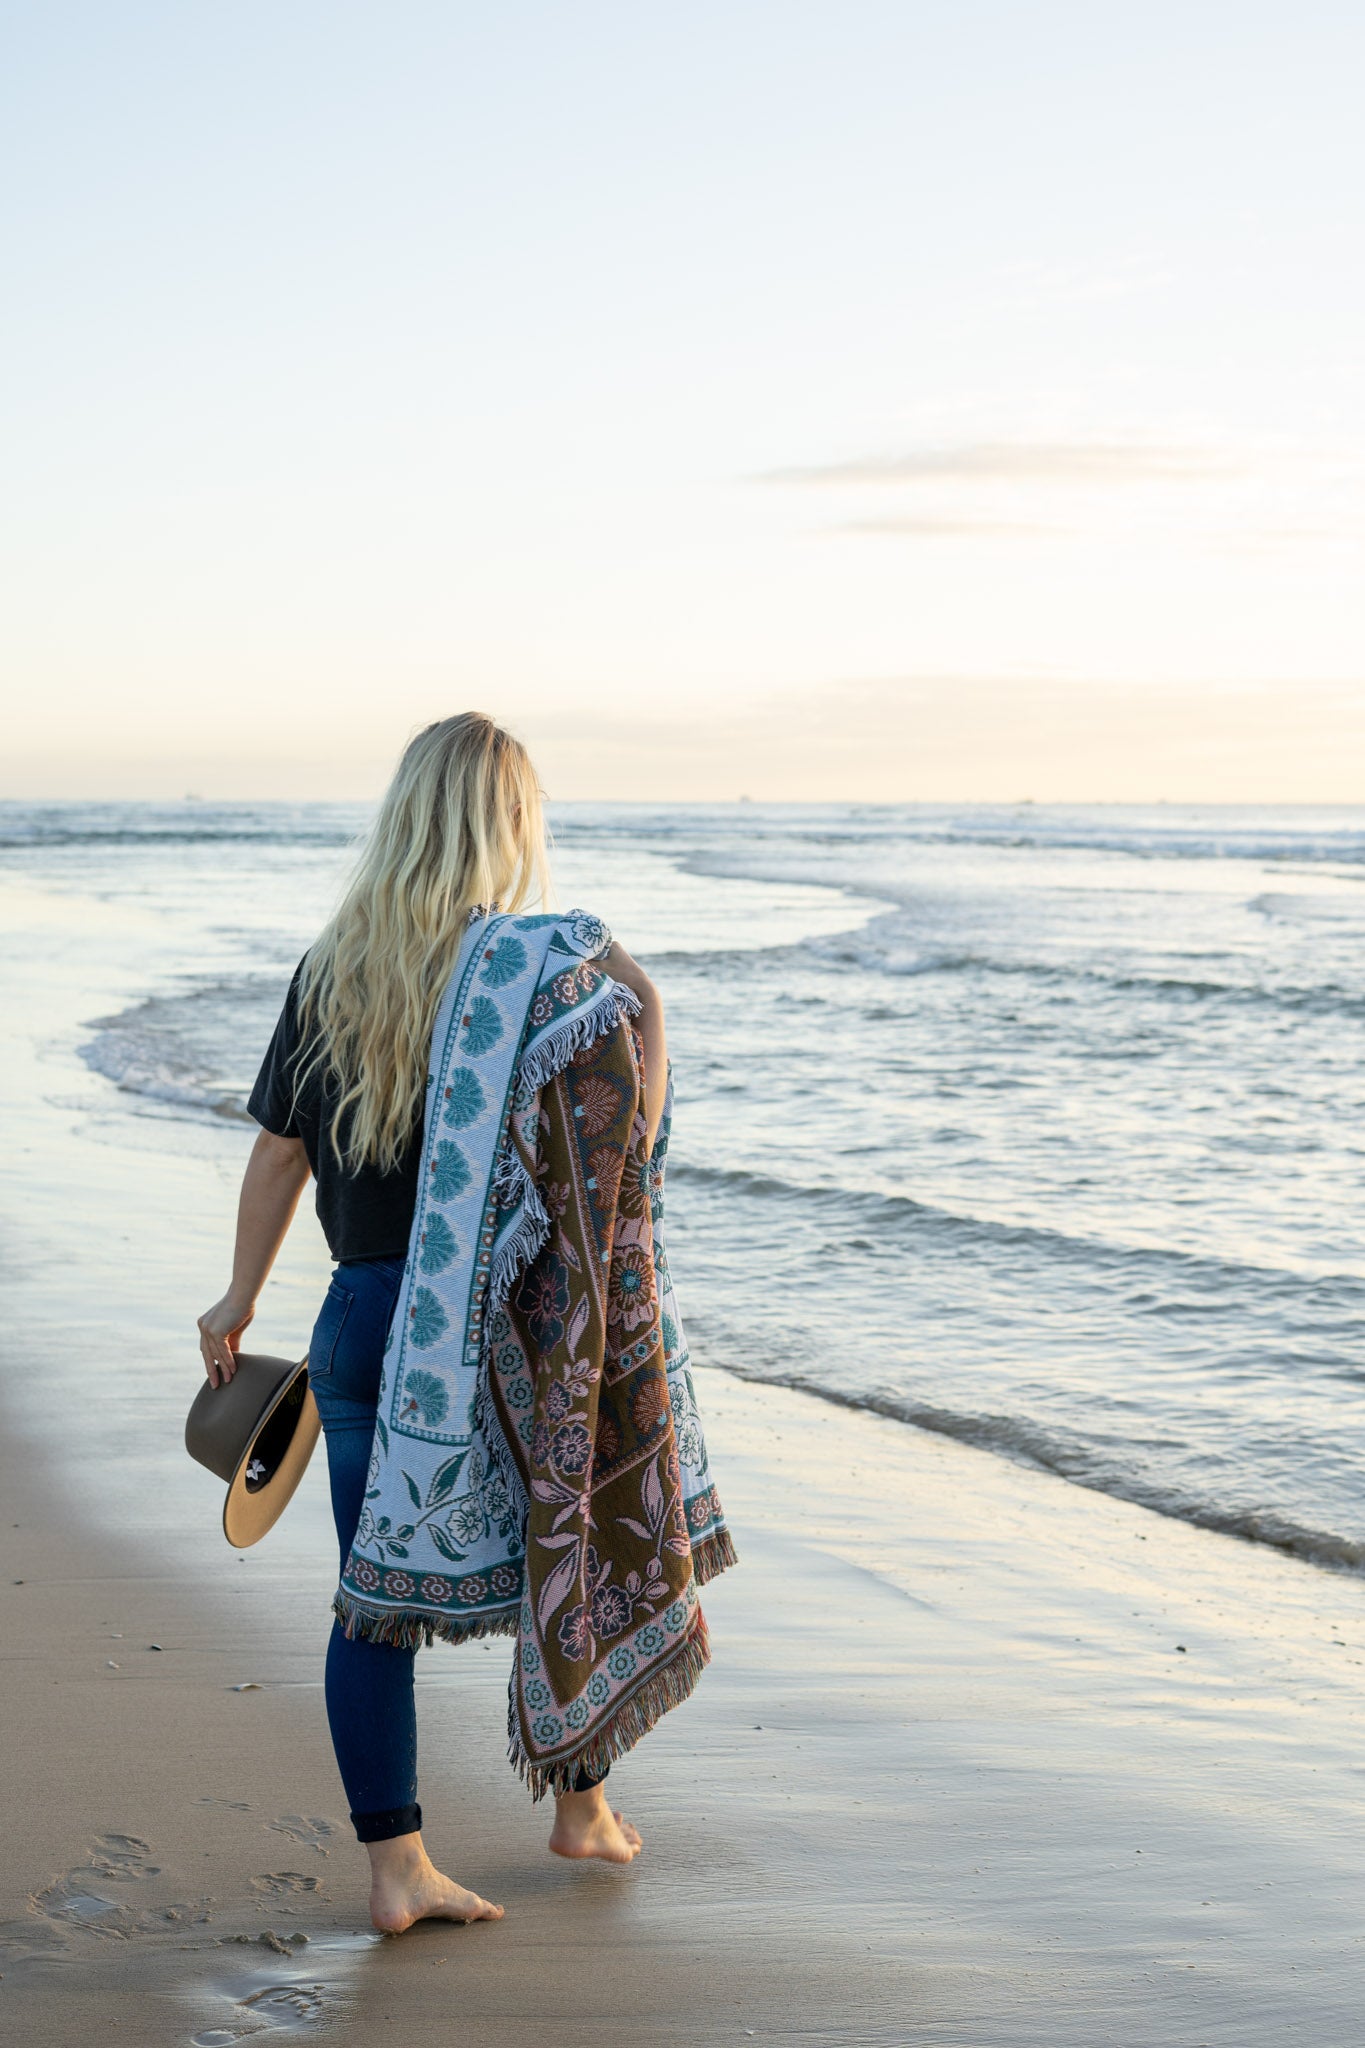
xmin=758 ymin=441 xmax=1242 ymax=486
xmin=834 ymin=515 xmax=1071 ymax=539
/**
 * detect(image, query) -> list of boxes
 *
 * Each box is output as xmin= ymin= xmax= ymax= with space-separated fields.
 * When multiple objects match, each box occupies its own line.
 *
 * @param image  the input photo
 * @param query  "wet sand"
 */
xmin=4 ymin=878 xmax=1365 ymax=2045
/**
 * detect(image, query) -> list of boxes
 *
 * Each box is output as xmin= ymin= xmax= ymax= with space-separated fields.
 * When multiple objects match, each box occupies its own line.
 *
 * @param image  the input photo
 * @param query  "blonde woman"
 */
xmin=196 ymin=714 xmax=732 ymax=1936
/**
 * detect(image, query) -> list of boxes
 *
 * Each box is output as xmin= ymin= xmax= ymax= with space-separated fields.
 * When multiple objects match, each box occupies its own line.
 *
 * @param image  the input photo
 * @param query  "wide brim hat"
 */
xmin=185 ymin=1352 xmax=320 ymax=1548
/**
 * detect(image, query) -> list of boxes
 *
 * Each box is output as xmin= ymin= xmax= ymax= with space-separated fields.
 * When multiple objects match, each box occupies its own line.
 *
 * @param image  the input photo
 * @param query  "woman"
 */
xmin=195 ymin=713 xmax=732 ymax=1936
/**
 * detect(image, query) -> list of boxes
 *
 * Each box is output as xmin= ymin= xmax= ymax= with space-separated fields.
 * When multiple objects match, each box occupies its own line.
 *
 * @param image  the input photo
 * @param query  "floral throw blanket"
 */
xmin=334 ymin=908 xmax=735 ymax=1796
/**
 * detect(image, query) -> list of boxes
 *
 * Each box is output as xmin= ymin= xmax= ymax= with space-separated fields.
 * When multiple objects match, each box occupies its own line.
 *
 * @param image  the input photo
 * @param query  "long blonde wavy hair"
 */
xmin=295 ymin=713 xmax=549 ymax=1172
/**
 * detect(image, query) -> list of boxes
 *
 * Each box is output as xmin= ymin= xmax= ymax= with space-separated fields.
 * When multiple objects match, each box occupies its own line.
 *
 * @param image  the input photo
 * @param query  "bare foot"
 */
xmin=366 ymin=1832 xmax=504 ymax=1935
xmin=548 ymin=1783 xmax=643 ymax=1864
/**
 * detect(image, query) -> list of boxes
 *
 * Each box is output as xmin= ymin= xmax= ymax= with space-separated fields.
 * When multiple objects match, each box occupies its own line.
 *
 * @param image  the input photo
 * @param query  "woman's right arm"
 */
xmin=604 ymin=940 xmax=668 ymax=1153
xmin=196 ymin=1129 xmax=312 ymax=1386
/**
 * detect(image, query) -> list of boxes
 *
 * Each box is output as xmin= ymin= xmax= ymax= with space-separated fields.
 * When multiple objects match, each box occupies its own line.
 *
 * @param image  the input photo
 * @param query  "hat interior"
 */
xmin=223 ymin=1367 xmax=321 ymax=1549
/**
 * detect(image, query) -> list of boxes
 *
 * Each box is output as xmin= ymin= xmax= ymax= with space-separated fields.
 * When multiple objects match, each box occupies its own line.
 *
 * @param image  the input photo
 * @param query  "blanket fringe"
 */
xmin=510 ymin=1606 xmax=712 ymax=1803
xmin=690 ymin=1524 xmax=739 ymax=1586
xmin=332 ymin=1591 xmax=519 ymax=1652
xmin=487 ymin=1151 xmax=550 ymax=1325
xmin=513 ymin=977 xmax=641 ymax=1105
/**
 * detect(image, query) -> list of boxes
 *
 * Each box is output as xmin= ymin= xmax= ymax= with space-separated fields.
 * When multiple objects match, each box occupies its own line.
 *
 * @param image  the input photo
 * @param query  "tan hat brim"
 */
xmin=222 ymin=1371 xmax=322 ymax=1549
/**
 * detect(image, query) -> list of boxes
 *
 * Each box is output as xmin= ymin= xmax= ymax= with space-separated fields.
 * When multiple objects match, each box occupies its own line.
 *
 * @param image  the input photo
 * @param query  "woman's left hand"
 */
xmin=197 ymin=1295 xmax=255 ymax=1387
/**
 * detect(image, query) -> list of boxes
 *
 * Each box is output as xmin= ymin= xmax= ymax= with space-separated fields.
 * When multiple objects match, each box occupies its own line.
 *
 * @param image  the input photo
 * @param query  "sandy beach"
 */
xmin=3 ymin=870 xmax=1365 ymax=2046
xmin=7 ymin=0 xmax=1365 ymax=2031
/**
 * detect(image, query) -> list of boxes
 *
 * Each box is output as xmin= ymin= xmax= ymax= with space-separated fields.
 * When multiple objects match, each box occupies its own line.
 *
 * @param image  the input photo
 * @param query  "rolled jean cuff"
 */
xmin=351 ymin=1801 xmax=422 ymax=1843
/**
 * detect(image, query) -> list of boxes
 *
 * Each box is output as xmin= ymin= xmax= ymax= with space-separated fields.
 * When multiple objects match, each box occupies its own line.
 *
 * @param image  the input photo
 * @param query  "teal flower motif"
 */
xmin=399 ymin=1366 xmax=449 ymax=1426
xmin=525 ymin=1677 xmax=551 ymax=1711
xmin=419 ymin=1212 xmax=458 ymax=1274
xmin=664 ymin=1600 xmax=687 ymax=1632
xmin=521 ymin=1643 xmax=542 ymax=1673
xmin=586 ymin=1670 xmax=611 ymax=1705
xmin=408 ymin=1287 xmax=449 ymax=1351
xmin=676 ymin=1418 xmax=703 ymax=1468
xmin=479 ymin=935 xmax=528 ymax=989
xmin=564 ymin=1697 xmax=589 ymax=1730
xmin=442 ymin=1066 xmax=486 ymax=1129
xmin=460 ymin=996 xmax=503 ymax=1057
xmin=607 ymin=1646 xmax=637 ymax=1681
xmin=446 ymin=1494 xmax=486 ymax=1546
xmin=429 ymin=1140 xmax=471 ymax=1203
xmin=532 ymin=1715 xmax=564 ymax=1746
xmin=567 ymin=911 xmax=608 ymax=953
xmin=661 ymin=1313 xmax=679 ymax=1356
xmin=634 ymin=1623 xmax=666 ymax=1656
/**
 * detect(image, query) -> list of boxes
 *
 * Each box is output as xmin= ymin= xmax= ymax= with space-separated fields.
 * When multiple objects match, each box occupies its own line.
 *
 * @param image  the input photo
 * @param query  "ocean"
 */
xmin=5 ymin=797 xmax=1364 ymax=1574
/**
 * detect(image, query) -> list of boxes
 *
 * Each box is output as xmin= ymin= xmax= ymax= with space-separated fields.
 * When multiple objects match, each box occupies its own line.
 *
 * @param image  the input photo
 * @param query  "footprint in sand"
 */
xmin=192 ymin=1974 xmax=328 ymax=2043
xmin=32 ymin=1877 xmax=132 ymax=1937
xmin=249 ymin=1873 xmax=322 ymax=1898
xmin=240 ymin=1980 xmax=326 ymax=2023
xmin=90 ymin=1833 xmax=161 ymax=1880
xmin=33 ymin=1832 xmax=164 ymax=1938
xmin=265 ymin=1816 xmax=336 ymax=1858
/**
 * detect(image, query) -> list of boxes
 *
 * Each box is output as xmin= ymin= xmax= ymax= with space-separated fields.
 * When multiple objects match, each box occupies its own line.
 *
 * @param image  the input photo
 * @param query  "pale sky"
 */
xmin=3 ymin=2 xmax=1364 ymax=801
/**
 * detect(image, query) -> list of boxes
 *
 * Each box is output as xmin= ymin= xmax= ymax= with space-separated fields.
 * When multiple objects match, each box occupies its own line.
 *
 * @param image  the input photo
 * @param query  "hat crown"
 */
xmin=185 ymin=1353 xmax=302 ymax=1481
xmin=184 ymin=1352 xmax=320 ymax=1547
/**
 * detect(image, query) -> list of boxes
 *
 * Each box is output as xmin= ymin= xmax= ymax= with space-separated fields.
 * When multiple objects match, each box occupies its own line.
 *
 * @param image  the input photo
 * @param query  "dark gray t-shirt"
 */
xmin=247 ymin=961 xmax=421 ymax=1265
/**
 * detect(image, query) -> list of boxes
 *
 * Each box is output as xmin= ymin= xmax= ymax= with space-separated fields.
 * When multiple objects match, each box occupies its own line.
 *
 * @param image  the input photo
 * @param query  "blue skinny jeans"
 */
xmin=311 ymin=1254 xmax=604 ymax=1844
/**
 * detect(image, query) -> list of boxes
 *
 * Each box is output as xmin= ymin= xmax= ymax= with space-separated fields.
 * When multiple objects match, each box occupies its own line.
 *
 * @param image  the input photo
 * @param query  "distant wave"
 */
xmin=7 ymin=798 xmax=1365 ymax=868
xmin=670 ymin=813 xmax=1365 ymax=872
xmin=668 ymin=1160 xmax=1365 ymax=1300
xmin=0 ymin=824 xmax=358 ymax=850
xmin=702 ymin=1356 xmax=1365 ymax=1574
xmin=804 ymin=927 xmax=1365 ymax=1020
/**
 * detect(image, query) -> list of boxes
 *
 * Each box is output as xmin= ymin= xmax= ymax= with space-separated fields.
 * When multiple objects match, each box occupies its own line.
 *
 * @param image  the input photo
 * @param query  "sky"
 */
xmin=3 ymin=1 xmax=1364 ymax=802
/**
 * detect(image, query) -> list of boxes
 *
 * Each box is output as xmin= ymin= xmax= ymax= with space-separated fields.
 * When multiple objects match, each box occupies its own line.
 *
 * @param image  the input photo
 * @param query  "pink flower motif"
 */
xmin=352 ymin=1557 xmax=381 ymax=1591
xmin=517 ymin=1255 xmax=570 ymax=1354
xmin=490 ymin=1564 xmax=519 ymax=1597
xmin=557 ymin=1603 xmax=592 ymax=1661
xmin=384 ymin=1570 xmax=416 ymax=1599
xmin=589 ymin=1582 xmax=632 ymax=1639
xmin=551 ymin=1421 xmax=593 ymax=1476
xmin=458 ymin=1575 xmax=488 ymax=1603
xmin=420 ymin=1575 xmax=454 ymax=1602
